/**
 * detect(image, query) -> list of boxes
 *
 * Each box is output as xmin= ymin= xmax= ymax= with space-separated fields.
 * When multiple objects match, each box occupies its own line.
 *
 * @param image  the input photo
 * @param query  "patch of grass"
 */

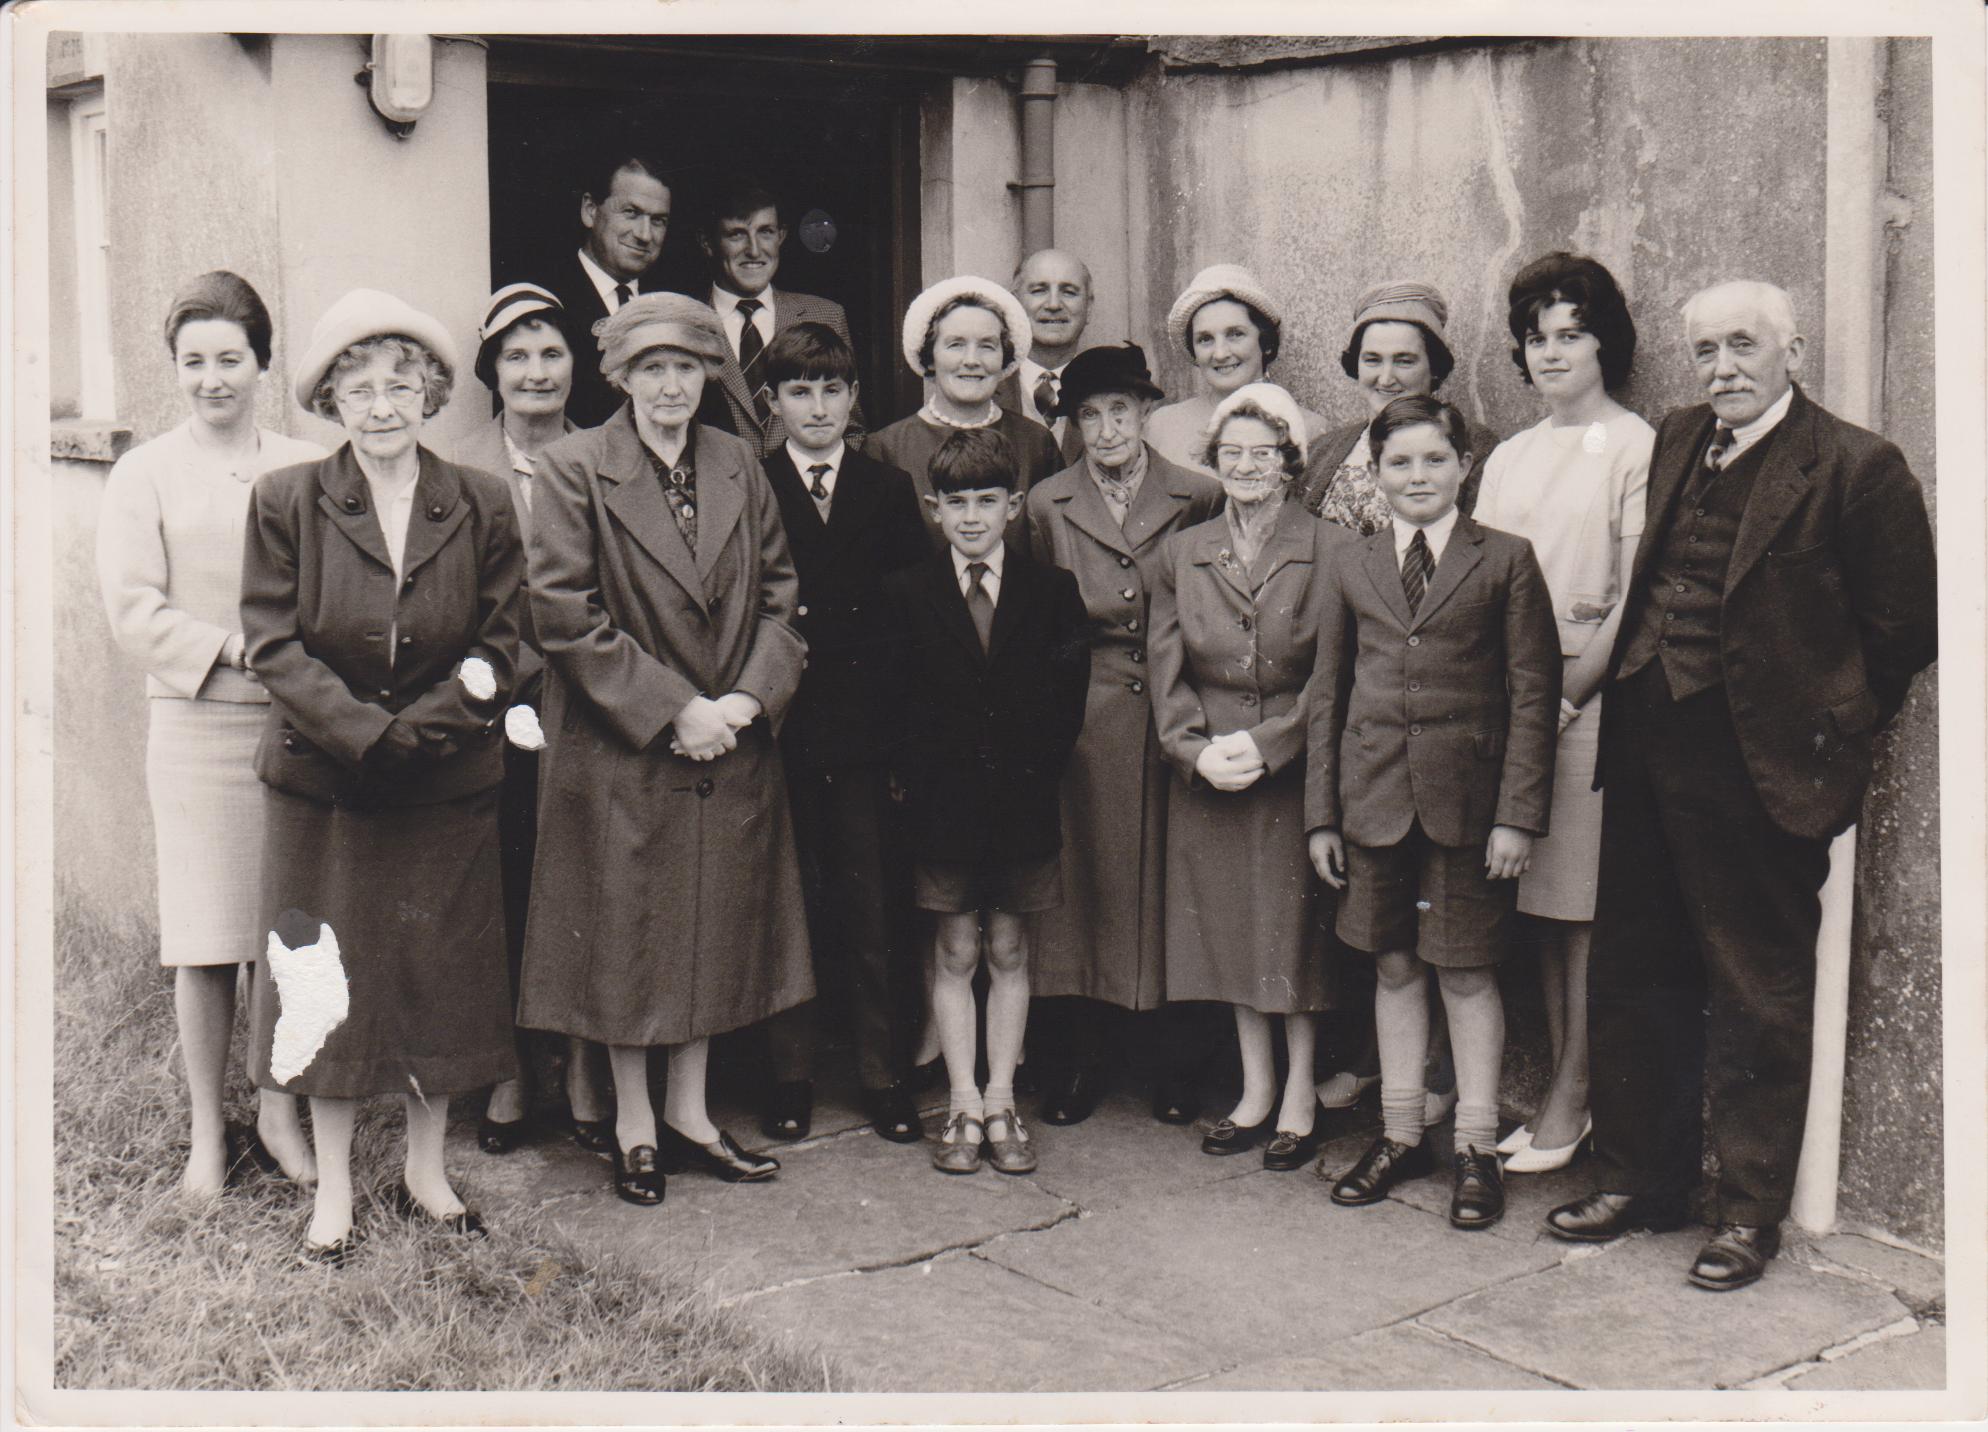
xmin=52 ymin=891 xmax=838 ymax=1392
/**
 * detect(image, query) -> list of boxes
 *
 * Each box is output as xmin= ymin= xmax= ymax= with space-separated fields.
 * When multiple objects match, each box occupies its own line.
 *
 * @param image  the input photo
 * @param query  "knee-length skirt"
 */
xmin=248 ymin=784 xmax=517 ymax=1099
xmin=1516 ymin=694 xmax=1604 ymax=922
xmin=144 ymin=698 xmax=267 ymax=967
xmin=1163 ymin=760 xmax=1337 ymax=1014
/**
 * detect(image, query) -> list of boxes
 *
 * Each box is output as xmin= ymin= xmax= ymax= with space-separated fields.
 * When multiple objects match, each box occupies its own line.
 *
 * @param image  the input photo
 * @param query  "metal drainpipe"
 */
xmin=1790 ymin=35 xmax=1889 ymax=1236
xmin=1013 ymin=57 xmax=1058 ymax=256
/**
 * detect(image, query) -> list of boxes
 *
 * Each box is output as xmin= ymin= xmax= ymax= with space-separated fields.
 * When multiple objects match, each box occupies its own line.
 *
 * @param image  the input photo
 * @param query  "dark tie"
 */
xmin=1401 ymin=529 xmax=1434 ymax=615
xmin=1033 ymin=372 xmax=1058 ymax=422
xmin=1704 ymin=423 xmax=1735 ymax=472
xmin=735 ymin=299 xmax=769 ymax=423
xmin=965 ymin=561 xmax=995 ymax=652
xmin=807 ymin=462 xmax=833 ymax=518
xmin=613 ymin=282 xmax=633 ymax=310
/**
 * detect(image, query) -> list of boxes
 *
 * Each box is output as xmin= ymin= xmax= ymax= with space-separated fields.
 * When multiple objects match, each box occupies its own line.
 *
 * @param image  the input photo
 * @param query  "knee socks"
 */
xmin=1381 ymin=1086 xmax=1426 ymax=1147
xmin=1454 ymin=1100 xmax=1499 ymax=1156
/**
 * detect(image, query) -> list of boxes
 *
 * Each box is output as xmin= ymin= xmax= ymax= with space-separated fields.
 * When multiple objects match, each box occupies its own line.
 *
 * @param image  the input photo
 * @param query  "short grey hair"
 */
xmin=311 ymin=335 xmax=454 ymax=421
xmin=1680 ymin=280 xmax=1799 ymax=347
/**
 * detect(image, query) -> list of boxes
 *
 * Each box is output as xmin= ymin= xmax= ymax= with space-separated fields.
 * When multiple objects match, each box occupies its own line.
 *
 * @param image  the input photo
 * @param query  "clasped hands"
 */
xmin=1308 ymin=824 xmax=1534 ymax=889
xmin=1195 ymin=730 xmax=1266 ymax=792
xmin=669 ymin=692 xmax=762 ymax=761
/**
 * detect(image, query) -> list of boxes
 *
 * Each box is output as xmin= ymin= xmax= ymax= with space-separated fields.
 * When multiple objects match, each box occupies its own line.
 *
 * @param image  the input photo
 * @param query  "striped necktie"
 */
xmin=1401 ymin=529 xmax=1434 ymax=614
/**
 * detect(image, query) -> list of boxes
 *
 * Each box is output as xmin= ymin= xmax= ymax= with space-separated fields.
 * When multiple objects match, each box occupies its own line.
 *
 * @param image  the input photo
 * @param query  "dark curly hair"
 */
xmin=1506 ymin=251 xmax=1637 ymax=391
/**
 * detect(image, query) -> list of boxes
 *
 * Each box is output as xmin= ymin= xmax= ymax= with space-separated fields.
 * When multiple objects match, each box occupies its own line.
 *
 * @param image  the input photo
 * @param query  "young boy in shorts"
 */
xmin=877 ymin=427 xmax=1090 ymax=1175
xmin=1305 ymin=394 xmax=1561 ymax=1230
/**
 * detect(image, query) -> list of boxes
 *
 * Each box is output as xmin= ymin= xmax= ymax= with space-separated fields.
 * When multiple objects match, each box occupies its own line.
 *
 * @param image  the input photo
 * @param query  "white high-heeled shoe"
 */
xmin=1502 ymin=1114 xmax=1593 ymax=1174
xmin=1496 ymin=1123 xmax=1535 ymax=1156
xmin=1315 ymin=1071 xmax=1380 ymax=1110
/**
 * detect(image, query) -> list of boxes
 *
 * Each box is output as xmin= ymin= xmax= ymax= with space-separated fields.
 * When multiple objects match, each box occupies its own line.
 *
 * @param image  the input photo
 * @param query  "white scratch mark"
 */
xmin=266 ymin=920 xmax=350 ymax=1083
xmin=505 ymin=703 xmax=546 ymax=750
xmin=408 ymin=1073 xmax=428 ymax=1105
xmin=459 ymin=656 xmax=496 ymax=701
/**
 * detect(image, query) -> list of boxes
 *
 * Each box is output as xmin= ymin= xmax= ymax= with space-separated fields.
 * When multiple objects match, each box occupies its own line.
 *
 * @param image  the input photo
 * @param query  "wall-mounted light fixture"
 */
xmin=356 ymin=34 xmax=433 ymax=139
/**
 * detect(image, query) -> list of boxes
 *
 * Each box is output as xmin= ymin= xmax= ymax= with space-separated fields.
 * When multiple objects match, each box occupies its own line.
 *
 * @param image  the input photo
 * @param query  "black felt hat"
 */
xmin=1051 ymin=342 xmax=1166 ymax=419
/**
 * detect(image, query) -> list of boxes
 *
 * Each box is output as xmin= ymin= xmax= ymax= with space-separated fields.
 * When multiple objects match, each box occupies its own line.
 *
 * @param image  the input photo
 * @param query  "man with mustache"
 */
xmin=701 ymin=181 xmax=863 ymax=457
xmin=1001 ymin=249 xmax=1094 ymax=467
xmin=1544 ymin=280 xmax=1937 ymax=1291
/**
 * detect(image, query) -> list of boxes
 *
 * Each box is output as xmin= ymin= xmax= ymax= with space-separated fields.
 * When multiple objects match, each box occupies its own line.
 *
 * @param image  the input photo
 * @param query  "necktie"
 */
xmin=735 ymin=298 xmax=769 ymax=423
xmin=807 ymin=463 xmax=833 ymax=518
xmin=1033 ymin=372 xmax=1058 ymax=422
xmin=613 ymin=282 xmax=633 ymax=311
xmin=965 ymin=561 xmax=995 ymax=652
xmin=1401 ymin=529 xmax=1434 ymax=615
xmin=1705 ymin=423 xmax=1735 ymax=473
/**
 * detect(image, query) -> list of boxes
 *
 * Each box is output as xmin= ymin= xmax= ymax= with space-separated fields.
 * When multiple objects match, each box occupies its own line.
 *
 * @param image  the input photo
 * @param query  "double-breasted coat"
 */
xmin=1149 ymin=499 xmax=1353 ymax=1014
xmin=515 ymin=410 xmax=814 ymax=1047
xmin=1023 ymin=450 xmax=1224 ymax=1009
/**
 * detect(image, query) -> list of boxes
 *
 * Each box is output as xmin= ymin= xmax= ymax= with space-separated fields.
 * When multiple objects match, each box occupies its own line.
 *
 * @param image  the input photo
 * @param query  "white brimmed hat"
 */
xmin=900 ymin=276 xmax=1032 ymax=376
xmin=1205 ymin=381 xmax=1309 ymax=464
xmin=293 ymin=288 xmax=458 ymax=411
xmin=1165 ymin=264 xmax=1284 ymax=355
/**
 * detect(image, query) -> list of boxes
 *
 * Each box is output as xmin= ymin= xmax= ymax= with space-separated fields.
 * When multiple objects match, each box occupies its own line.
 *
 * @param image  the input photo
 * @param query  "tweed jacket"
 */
xmin=1303 ymin=512 xmax=1561 ymax=848
xmin=1598 ymin=384 xmax=1937 ymax=840
xmin=709 ymin=286 xmax=867 ymax=457
xmin=239 ymin=443 xmax=524 ymax=806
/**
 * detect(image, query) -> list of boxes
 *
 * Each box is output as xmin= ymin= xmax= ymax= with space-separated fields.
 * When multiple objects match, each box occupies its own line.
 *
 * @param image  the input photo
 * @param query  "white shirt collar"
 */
xmin=1391 ymin=505 xmax=1461 ymax=568
xmin=1017 ymin=357 xmax=1069 ymax=430
xmin=952 ymin=541 xmax=1006 ymax=594
xmin=1721 ymin=384 xmax=1796 ymax=463
xmin=576 ymin=248 xmax=638 ymax=311
xmin=712 ymin=284 xmax=775 ymax=325
xmin=786 ymin=440 xmax=845 ymax=489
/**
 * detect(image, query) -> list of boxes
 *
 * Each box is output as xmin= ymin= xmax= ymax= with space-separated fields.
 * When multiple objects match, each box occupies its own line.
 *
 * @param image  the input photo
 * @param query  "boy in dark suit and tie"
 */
xmin=756 ymin=322 xmax=929 ymax=1147
xmin=877 ymin=429 xmax=1090 ymax=1177
xmin=1305 ymin=395 xmax=1562 ymax=1231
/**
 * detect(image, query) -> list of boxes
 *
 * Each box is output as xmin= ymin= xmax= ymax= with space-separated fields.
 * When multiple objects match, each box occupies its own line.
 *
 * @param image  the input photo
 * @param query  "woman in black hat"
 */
xmin=1022 ymin=344 xmax=1225 ymax=1126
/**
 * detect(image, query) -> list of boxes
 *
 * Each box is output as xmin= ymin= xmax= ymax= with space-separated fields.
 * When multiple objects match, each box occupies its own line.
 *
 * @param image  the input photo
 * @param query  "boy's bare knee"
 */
xmin=1437 ymin=965 xmax=1494 ymax=999
xmin=1375 ymin=950 xmax=1422 ymax=992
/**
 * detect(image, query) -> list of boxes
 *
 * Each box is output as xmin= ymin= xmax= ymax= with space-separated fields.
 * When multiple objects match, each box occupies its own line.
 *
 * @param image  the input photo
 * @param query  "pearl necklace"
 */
xmin=918 ymin=401 xmax=1000 ymax=430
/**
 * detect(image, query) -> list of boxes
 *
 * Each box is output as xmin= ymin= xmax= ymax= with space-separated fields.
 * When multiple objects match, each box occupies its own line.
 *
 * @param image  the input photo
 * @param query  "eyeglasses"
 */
xmin=1215 ymin=444 xmax=1282 ymax=469
xmin=334 ymin=382 xmax=423 ymax=412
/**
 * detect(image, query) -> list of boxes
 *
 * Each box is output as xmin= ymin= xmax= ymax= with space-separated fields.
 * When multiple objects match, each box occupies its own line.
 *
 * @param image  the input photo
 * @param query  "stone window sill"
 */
xmin=51 ymin=419 xmax=133 ymax=465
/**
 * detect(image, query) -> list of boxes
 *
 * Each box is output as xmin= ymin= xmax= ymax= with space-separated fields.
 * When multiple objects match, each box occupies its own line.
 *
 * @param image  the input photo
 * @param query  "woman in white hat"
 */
xmin=514 ymin=292 xmax=813 ymax=1208
xmin=241 ymin=288 xmax=526 ymax=1261
xmin=1149 ymin=382 xmax=1352 ymax=1172
xmin=95 ymin=270 xmax=326 ymax=1197
xmin=453 ymin=283 xmax=612 ymax=1159
xmin=867 ymin=276 xmax=1064 ymax=551
xmin=1145 ymin=264 xmax=1331 ymax=474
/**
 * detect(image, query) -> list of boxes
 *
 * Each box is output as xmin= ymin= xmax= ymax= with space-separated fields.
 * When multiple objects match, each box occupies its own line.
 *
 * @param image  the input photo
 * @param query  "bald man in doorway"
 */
xmin=999 ymin=249 xmax=1094 ymax=468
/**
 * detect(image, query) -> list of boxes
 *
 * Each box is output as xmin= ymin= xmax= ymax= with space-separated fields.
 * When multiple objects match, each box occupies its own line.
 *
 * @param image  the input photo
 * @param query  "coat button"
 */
xmin=1121 ymin=587 xmax=1136 ymax=601
xmin=1407 ymin=635 xmax=1420 ymax=647
xmin=1238 ymin=616 xmax=1252 ymax=631
xmin=1125 ymin=618 xmax=1140 ymax=633
xmin=343 ymin=495 xmax=363 ymax=513
xmin=1128 ymin=679 xmax=1144 ymax=694
xmin=796 ymin=604 xmax=808 ymax=617
xmin=398 ymin=635 xmax=413 ymax=647
xmin=402 ymin=576 xmax=415 ymax=591
xmin=1130 ymin=649 xmax=1144 ymax=663
xmin=696 ymin=777 xmax=715 ymax=798
xmin=1408 ymin=680 xmax=1421 ymax=692
xmin=1118 ymin=555 xmax=1132 ymax=568
xmin=428 ymin=502 xmax=447 ymax=521
xmin=1410 ymin=723 xmax=1423 ymax=736
xmin=283 ymin=734 xmax=300 ymax=753
xmin=378 ymin=688 xmax=392 ymax=701
xmin=1241 ymin=692 xmax=1257 ymax=707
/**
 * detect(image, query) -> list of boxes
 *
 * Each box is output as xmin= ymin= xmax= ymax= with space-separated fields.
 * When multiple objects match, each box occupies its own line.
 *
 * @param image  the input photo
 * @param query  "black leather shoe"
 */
xmin=225 ymin=1124 xmax=287 ymax=1185
xmin=1152 ymin=1076 xmax=1200 ymax=1126
xmin=1329 ymin=1135 xmax=1435 ymax=1205
xmin=1200 ymin=1111 xmax=1276 ymax=1156
xmin=1544 ymin=1189 xmax=1691 ymax=1243
xmin=571 ymin=1115 xmax=615 ymax=1156
xmin=1041 ymin=1066 xmax=1103 ymax=1126
xmin=612 ymin=1144 xmax=666 ymax=1206
xmin=661 ymin=1125 xmax=780 ymax=1182
xmin=387 ymin=1182 xmax=489 ymax=1239
xmin=760 ymin=1080 xmax=814 ymax=1142
xmin=862 ymin=1082 xmax=925 ymax=1143
xmin=1262 ymin=1125 xmax=1328 ymax=1172
xmin=479 ymin=1114 xmax=528 ymax=1155
xmin=1688 ymin=1222 xmax=1781 ymax=1291
xmin=1450 ymin=1148 xmax=1506 ymax=1230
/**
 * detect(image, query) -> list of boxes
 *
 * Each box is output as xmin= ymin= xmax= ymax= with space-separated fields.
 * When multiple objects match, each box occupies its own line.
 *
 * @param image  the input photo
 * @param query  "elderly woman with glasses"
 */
xmin=241 ymin=289 xmax=524 ymax=1262
xmin=515 ymin=292 xmax=813 ymax=1208
xmin=1148 ymin=383 xmax=1352 ymax=1172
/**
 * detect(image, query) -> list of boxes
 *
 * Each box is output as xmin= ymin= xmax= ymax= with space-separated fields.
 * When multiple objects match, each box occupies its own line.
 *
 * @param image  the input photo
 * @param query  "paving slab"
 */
xmin=1384 ymin=1144 xmax=1598 ymax=1247
xmin=1807 ymin=1232 xmax=1946 ymax=1312
xmin=981 ymin=1170 xmax=1561 ymax=1367
xmin=737 ymin=1251 xmax=1218 ymax=1392
xmin=1192 ymin=1324 xmax=1559 ymax=1391
xmin=1421 ymin=1227 xmax=1912 ymax=1389
xmin=539 ymin=1127 xmax=1070 ymax=1298
xmin=447 ymin=1129 xmax=622 ymax=1210
xmin=1020 ymin=1090 xmax=1279 ymax=1211
xmin=1786 ymin=1324 xmax=1946 ymax=1391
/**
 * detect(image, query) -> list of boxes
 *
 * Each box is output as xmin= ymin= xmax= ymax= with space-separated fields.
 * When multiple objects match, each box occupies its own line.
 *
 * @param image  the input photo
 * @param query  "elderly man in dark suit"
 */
xmin=541 ymin=150 xmax=675 ymax=429
xmin=700 ymin=181 xmax=863 ymax=457
xmin=1545 ymin=280 xmax=1938 ymax=1290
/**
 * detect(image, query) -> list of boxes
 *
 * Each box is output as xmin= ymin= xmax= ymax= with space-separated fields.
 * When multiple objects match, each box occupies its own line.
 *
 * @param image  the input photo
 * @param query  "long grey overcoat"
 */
xmin=516 ymin=409 xmax=814 ymax=1046
xmin=1023 ymin=449 xmax=1223 ymax=1009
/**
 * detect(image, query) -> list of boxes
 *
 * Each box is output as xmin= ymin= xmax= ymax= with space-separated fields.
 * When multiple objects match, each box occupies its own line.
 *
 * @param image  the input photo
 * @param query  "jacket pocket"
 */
xmin=1770 ymin=541 xmax=1832 ymax=567
xmin=1472 ymin=728 xmax=1506 ymax=760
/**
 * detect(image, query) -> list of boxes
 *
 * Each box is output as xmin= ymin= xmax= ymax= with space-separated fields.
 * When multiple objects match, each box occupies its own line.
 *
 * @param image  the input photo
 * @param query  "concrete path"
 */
xmin=450 ymin=1079 xmax=1946 ymax=1394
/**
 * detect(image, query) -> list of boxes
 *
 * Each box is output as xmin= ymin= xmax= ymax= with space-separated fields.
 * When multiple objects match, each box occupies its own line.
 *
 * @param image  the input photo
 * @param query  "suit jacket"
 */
xmin=1599 ymin=384 xmax=1937 ymax=840
xmin=711 ymin=286 xmax=867 ymax=457
xmin=878 ymin=548 xmax=1091 ymax=866
xmin=764 ymin=445 xmax=929 ymax=769
xmin=240 ymin=444 xmax=524 ymax=807
xmin=1303 ymin=513 xmax=1561 ymax=848
xmin=539 ymin=250 xmax=640 ymax=430
xmin=996 ymin=370 xmax=1087 ymax=468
